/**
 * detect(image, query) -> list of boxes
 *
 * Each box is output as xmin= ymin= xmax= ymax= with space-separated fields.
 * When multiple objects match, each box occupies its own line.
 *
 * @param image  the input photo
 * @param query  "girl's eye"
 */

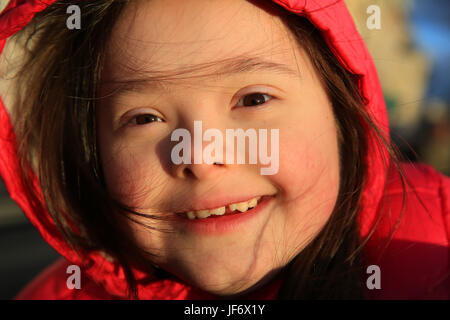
xmin=129 ymin=114 xmax=163 ymax=126
xmin=236 ymin=92 xmax=274 ymax=108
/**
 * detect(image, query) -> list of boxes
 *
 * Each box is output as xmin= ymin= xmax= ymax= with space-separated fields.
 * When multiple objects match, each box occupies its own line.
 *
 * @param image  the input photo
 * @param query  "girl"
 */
xmin=0 ymin=0 xmax=448 ymax=299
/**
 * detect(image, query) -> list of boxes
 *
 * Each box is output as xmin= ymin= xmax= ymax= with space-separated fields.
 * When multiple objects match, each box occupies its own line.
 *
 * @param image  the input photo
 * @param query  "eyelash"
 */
xmin=235 ymin=92 xmax=274 ymax=108
xmin=128 ymin=114 xmax=163 ymax=126
xmin=127 ymin=91 xmax=274 ymax=126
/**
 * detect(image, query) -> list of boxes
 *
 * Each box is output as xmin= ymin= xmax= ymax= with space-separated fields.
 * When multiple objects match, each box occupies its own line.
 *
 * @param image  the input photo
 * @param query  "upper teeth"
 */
xmin=184 ymin=196 xmax=261 ymax=220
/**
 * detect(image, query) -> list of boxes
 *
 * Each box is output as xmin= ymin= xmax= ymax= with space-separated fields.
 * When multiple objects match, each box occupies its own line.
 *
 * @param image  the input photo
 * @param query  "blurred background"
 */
xmin=346 ymin=0 xmax=450 ymax=173
xmin=0 ymin=0 xmax=449 ymax=299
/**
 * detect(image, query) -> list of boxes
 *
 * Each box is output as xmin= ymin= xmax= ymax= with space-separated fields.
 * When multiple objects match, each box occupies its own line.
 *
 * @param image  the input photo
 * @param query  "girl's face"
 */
xmin=97 ymin=0 xmax=340 ymax=296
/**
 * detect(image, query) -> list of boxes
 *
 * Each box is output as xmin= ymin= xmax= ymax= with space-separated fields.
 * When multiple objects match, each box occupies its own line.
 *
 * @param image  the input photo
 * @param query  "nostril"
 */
xmin=183 ymin=167 xmax=195 ymax=178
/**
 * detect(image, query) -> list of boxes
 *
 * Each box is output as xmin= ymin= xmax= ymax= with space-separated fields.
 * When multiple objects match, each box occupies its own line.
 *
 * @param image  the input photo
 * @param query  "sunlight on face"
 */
xmin=97 ymin=0 xmax=340 ymax=296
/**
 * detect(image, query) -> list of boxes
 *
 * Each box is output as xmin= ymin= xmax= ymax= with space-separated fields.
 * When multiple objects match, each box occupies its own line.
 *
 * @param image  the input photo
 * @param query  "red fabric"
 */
xmin=0 ymin=0 xmax=448 ymax=300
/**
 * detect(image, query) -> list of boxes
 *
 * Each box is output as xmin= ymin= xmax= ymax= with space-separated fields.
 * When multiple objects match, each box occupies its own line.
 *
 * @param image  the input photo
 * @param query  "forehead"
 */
xmin=103 ymin=0 xmax=300 ymax=81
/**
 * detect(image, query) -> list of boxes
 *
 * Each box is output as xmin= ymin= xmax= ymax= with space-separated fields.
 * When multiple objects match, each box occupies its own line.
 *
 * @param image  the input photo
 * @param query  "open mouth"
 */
xmin=176 ymin=196 xmax=264 ymax=220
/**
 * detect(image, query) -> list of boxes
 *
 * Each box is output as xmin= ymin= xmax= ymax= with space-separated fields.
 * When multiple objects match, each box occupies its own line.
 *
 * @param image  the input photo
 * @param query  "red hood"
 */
xmin=0 ymin=0 xmax=391 ymax=299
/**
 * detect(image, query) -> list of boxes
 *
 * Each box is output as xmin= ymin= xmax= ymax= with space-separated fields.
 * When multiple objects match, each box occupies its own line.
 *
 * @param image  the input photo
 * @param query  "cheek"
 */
xmin=269 ymin=112 xmax=340 ymax=247
xmin=275 ymin=122 xmax=340 ymax=200
xmin=99 ymin=138 xmax=163 ymax=207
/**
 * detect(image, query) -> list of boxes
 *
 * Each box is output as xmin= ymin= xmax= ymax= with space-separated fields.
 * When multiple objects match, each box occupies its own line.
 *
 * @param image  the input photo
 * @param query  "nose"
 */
xmin=169 ymin=126 xmax=227 ymax=180
xmin=170 ymin=117 xmax=232 ymax=180
xmin=172 ymin=131 xmax=229 ymax=179
xmin=178 ymin=161 xmax=225 ymax=180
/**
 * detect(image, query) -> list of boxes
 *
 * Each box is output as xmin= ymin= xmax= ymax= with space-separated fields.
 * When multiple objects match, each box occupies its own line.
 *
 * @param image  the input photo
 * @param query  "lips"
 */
xmin=172 ymin=195 xmax=276 ymax=235
xmin=174 ymin=193 xmax=262 ymax=212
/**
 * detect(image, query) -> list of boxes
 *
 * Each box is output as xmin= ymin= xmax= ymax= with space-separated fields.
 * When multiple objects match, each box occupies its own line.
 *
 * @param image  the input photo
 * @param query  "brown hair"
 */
xmin=9 ymin=0 xmax=405 ymax=299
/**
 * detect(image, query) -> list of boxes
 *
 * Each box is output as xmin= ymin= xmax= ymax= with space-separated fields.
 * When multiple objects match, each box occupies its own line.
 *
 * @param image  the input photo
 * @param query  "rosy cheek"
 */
xmin=101 ymin=146 xmax=158 ymax=206
xmin=274 ymin=130 xmax=339 ymax=237
xmin=272 ymin=124 xmax=339 ymax=204
xmin=273 ymin=134 xmax=319 ymax=191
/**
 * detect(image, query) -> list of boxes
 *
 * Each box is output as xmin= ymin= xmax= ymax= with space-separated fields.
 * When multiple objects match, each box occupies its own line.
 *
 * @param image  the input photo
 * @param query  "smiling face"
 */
xmin=97 ymin=0 xmax=340 ymax=296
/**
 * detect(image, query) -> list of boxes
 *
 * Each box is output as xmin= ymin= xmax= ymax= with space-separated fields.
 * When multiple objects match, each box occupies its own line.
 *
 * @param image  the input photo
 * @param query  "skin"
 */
xmin=97 ymin=0 xmax=340 ymax=296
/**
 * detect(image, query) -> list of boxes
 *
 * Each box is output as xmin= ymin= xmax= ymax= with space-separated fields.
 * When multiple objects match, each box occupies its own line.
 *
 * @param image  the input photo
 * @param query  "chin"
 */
xmin=168 ymin=260 xmax=278 ymax=297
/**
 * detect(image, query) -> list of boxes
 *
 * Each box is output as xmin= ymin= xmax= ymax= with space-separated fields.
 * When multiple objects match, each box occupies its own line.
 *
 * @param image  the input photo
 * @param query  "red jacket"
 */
xmin=0 ymin=0 xmax=449 ymax=300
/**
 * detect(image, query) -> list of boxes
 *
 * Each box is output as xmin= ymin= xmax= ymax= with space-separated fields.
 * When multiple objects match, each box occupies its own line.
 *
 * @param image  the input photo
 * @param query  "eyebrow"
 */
xmin=101 ymin=56 xmax=300 ymax=96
